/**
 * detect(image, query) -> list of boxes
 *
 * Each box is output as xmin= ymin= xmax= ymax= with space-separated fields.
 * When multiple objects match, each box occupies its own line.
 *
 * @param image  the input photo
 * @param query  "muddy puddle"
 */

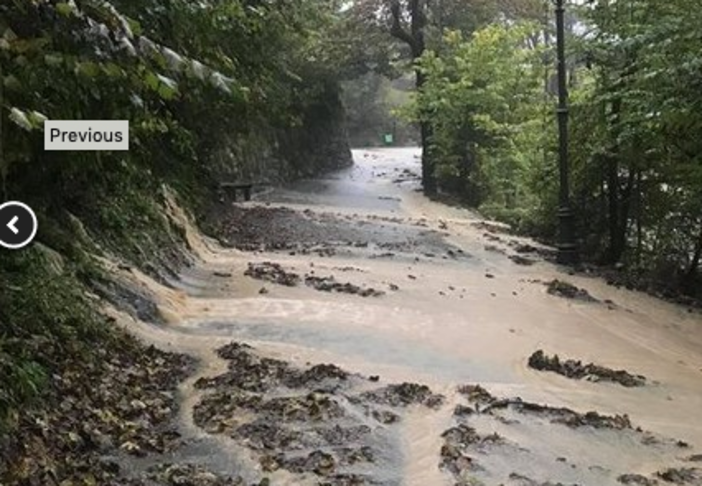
xmin=174 ymin=319 xmax=491 ymax=384
xmin=112 ymin=148 xmax=702 ymax=486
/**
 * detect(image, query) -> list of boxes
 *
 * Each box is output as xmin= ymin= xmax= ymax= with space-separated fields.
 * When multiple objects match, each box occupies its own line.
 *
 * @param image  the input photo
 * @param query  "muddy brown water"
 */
xmin=112 ymin=148 xmax=702 ymax=485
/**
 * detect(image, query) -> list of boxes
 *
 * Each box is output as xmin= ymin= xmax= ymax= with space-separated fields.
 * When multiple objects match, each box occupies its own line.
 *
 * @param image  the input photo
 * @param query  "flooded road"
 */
xmin=116 ymin=148 xmax=702 ymax=485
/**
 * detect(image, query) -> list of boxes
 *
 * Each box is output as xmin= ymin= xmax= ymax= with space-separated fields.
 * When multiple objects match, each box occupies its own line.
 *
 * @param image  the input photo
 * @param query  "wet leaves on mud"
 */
xmin=657 ymin=467 xmax=702 ymax=484
xmin=117 ymin=463 xmax=246 ymax=485
xmin=510 ymin=255 xmax=536 ymax=266
xmin=486 ymin=398 xmax=632 ymax=430
xmin=618 ymin=473 xmax=659 ymax=485
xmin=245 ymin=261 xmax=301 ymax=286
xmin=357 ymin=382 xmax=445 ymax=408
xmin=528 ymin=350 xmax=647 ymax=387
xmin=457 ymin=384 xmax=496 ymax=407
xmin=194 ymin=342 xmax=437 ymax=484
xmin=546 ymin=279 xmax=598 ymax=302
xmin=244 ymin=262 xmax=385 ymax=297
xmin=439 ymin=424 xmax=505 ymax=478
xmin=443 ymin=384 xmax=701 ymax=486
xmin=0 ymin=333 xmax=194 ymax=485
xmin=616 ymin=468 xmax=702 ymax=486
xmin=456 ymin=384 xmax=632 ymax=430
xmin=304 ymin=275 xmax=385 ymax=297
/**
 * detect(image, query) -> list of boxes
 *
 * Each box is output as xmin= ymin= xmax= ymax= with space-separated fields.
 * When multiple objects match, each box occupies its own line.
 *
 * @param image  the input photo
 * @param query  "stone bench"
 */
xmin=219 ymin=182 xmax=254 ymax=202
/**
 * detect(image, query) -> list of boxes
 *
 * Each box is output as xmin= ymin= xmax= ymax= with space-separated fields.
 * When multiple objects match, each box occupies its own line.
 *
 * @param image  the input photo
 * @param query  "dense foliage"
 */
xmin=401 ymin=0 xmax=702 ymax=293
xmin=2 ymin=0 xmax=702 ymax=439
xmin=0 ymin=0 xmax=354 ymax=431
xmin=0 ymin=0 xmax=352 ymax=212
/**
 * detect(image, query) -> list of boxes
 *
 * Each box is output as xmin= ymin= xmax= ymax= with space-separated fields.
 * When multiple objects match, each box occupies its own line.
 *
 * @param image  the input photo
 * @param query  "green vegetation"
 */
xmin=361 ymin=0 xmax=702 ymax=294
xmin=2 ymin=0 xmax=702 ymax=461
xmin=0 ymin=0 xmax=356 ymax=435
xmin=342 ymin=73 xmax=417 ymax=147
xmin=0 ymin=248 xmax=109 ymax=431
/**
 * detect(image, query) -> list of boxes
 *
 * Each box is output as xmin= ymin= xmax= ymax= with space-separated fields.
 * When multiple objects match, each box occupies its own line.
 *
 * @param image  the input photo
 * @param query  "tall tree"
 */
xmin=388 ymin=0 xmax=437 ymax=196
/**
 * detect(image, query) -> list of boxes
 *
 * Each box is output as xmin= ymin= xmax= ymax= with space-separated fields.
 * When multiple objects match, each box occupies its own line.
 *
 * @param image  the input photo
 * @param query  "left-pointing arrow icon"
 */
xmin=0 ymin=201 xmax=38 ymax=250
xmin=7 ymin=216 xmax=19 ymax=234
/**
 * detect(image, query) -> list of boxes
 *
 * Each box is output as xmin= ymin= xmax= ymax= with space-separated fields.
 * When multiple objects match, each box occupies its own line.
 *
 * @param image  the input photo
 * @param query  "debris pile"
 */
xmin=528 ymin=350 xmax=646 ymax=387
xmin=0 ymin=333 xmax=193 ymax=485
xmin=193 ymin=342 xmax=441 ymax=483
xmin=244 ymin=261 xmax=300 ymax=286
xmin=546 ymin=279 xmax=597 ymax=302
xmin=304 ymin=275 xmax=385 ymax=297
xmin=358 ymin=382 xmax=445 ymax=408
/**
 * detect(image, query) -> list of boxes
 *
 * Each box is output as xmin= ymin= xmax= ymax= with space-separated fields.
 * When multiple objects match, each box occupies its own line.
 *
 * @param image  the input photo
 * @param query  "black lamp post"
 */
xmin=553 ymin=0 xmax=579 ymax=264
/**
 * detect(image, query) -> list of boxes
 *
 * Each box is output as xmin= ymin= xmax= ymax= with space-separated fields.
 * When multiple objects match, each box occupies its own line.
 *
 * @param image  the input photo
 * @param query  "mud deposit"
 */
xmin=81 ymin=149 xmax=702 ymax=486
xmin=439 ymin=385 xmax=701 ymax=485
xmin=211 ymin=204 xmax=468 ymax=263
xmin=193 ymin=342 xmax=442 ymax=485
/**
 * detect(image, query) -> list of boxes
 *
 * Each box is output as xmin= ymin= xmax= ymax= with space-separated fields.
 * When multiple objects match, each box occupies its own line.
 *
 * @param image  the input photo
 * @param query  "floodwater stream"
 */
xmin=115 ymin=148 xmax=702 ymax=485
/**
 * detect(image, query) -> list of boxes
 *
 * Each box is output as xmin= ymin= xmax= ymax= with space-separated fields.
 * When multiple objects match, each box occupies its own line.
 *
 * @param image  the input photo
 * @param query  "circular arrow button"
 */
xmin=0 ymin=201 xmax=38 ymax=250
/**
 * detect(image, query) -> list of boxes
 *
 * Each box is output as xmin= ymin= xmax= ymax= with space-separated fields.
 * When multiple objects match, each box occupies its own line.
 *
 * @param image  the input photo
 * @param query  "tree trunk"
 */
xmin=606 ymin=97 xmax=624 ymax=263
xmin=682 ymin=224 xmax=702 ymax=295
xmin=635 ymin=168 xmax=643 ymax=266
xmin=416 ymin=69 xmax=436 ymax=196
xmin=389 ymin=0 xmax=436 ymax=197
xmin=614 ymin=168 xmax=635 ymax=259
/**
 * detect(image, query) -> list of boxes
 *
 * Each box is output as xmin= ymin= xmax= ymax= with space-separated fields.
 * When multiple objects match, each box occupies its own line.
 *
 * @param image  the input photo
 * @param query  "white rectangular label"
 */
xmin=44 ymin=120 xmax=129 ymax=151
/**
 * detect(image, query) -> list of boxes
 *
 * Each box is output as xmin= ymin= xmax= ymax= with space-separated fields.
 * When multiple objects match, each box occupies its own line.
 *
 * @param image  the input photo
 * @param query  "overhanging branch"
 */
xmin=389 ymin=0 xmax=418 ymax=53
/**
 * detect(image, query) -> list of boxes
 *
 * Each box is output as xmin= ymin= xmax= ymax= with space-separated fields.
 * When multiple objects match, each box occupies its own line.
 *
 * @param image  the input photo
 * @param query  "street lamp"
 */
xmin=553 ymin=0 xmax=579 ymax=264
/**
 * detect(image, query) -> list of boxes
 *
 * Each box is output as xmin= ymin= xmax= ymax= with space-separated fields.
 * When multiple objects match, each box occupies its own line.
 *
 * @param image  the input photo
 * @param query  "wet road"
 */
xmin=117 ymin=148 xmax=702 ymax=485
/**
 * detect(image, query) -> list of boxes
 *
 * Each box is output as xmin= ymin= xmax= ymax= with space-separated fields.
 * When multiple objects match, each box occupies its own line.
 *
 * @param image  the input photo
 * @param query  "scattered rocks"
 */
xmin=546 ymin=279 xmax=598 ymax=302
xmin=528 ymin=350 xmax=646 ymax=387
